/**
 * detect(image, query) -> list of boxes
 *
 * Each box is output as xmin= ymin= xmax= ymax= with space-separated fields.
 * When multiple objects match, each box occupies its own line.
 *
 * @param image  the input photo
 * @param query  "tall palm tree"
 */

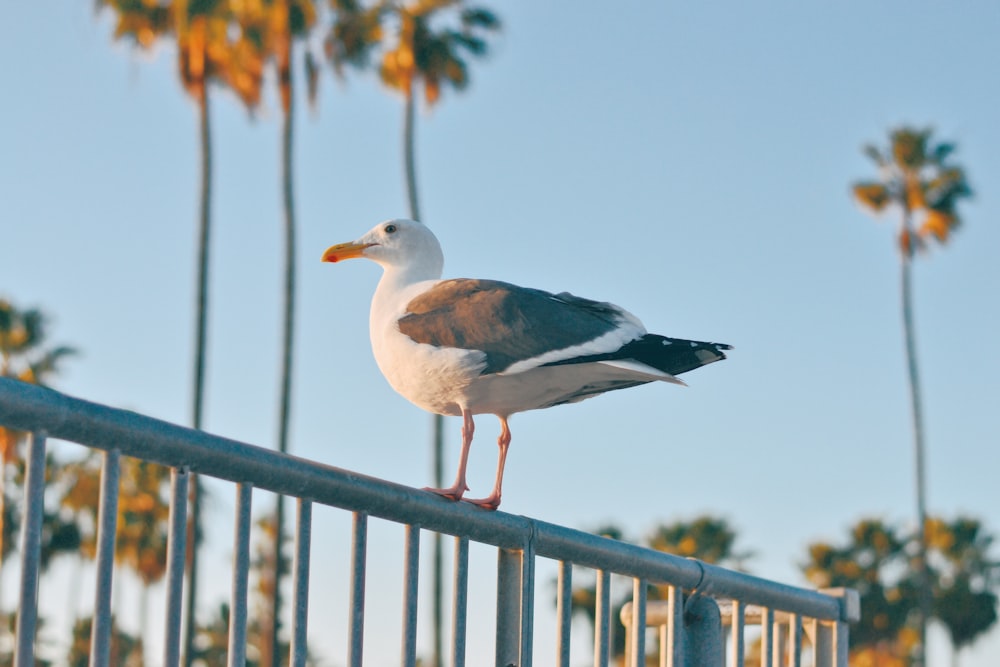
xmin=93 ymin=4 xmax=263 ymax=661
xmin=853 ymin=127 xmax=972 ymax=665
xmin=180 ymin=8 xmax=272 ymax=660
xmin=226 ymin=3 xmax=319 ymax=663
xmin=273 ymin=5 xmax=316 ymax=664
xmin=378 ymin=5 xmax=499 ymax=662
xmin=379 ymin=0 xmax=500 ymax=221
xmin=176 ymin=5 xmax=264 ymax=661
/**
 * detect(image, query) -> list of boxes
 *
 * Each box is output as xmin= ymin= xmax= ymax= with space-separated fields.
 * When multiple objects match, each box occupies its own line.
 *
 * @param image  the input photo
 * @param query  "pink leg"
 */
xmin=423 ymin=409 xmax=474 ymax=501
xmin=464 ymin=417 xmax=511 ymax=511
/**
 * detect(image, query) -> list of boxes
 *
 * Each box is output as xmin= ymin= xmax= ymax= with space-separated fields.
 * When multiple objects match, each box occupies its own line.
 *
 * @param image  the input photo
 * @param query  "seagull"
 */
xmin=322 ymin=219 xmax=730 ymax=510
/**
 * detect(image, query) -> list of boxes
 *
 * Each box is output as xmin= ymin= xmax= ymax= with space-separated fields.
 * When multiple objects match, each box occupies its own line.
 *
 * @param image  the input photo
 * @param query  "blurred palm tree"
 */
xmin=61 ymin=453 xmax=173 ymax=664
xmin=648 ymin=515 xmax=751 ymax=573
xmin=572 ymin=517 xmax=748 ymax=663
xmin=274 ymin=12 xmax=317 ymax=663
xmin=926 ymin=516 xmax=999 ymax=667
xmin=804 ymin=515 xmax=999 ymax=667
xmin=66 ymin=614 xmax=140 ymax=667
xmin=0 ymin=299 xmax=75 ymax=570
xmin=804 ymin=518 xmax=917 ymax=664
xmin=852 ymin=127 xmax=973 ymax=664
xmin=323 ymin=0 xmax=385 ymax=80
xmin=378 ymin=5 xmax=499 ymax=662
xmin=94 ymin=3 xmax=264 ymax=661
xmin=1 ymin=612 xmax=55 ymax=667
xmin=231 ymin=3 xmax=319 ymax=663
xmin=189 ymin=514 xmax=318 ymax=667
xmin=378 ymin=0 xmax=500 ymax=220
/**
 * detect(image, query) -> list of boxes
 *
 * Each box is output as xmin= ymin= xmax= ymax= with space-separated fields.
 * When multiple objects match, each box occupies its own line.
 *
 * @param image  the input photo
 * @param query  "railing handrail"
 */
xmin=0 ymin=376 xmax=853 ymax=624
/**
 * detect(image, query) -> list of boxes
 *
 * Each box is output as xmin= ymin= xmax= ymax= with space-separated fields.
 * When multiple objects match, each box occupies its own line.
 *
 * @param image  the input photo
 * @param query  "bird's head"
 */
xmin=322 ymin=219 xmax=444 ymax=282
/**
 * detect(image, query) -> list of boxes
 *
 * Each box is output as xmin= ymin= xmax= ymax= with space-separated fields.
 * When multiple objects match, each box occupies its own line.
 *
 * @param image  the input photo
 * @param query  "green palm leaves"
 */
xmin=379 ymin=0 xmax=500 ymax=104
xmin=804 ymin=517 xmax=999 ymax=663
xmin=853 ymin=127 xmax=972 ymax=255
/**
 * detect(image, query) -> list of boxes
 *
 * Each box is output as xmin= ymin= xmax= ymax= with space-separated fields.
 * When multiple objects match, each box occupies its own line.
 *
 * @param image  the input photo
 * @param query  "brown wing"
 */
xmin=397 ymin=279 xmax=630 ymax=374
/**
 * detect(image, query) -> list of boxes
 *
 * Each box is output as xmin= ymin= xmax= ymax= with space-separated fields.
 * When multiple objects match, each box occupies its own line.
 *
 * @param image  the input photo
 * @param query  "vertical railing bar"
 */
xmin=594 ymin=569 xmax=611 ymax=667
xmin=290 ymin=499 xmax=313 ymax=667
xmin=452 ymin=536 xmax=470 ymax=667
xmin=666 ymin=585 xmax=684 ymax=667
xmin=520 ymin=538 xmax=535 ymax=667
xmin=833 ymin=620 xmax=849 ymax=667
xmin=163 ymin=466 xmax=190 ymax=667
xmin=401 ymin=524 xmax=421 ymax=667
xmin=808 ymin=619 xmax=825 ymax=667
xmin=556 ymin=561 xmax=573 ymax=667
xmin=519 ymin=542 xmax=535 ymax=667
xmin=348 ymin=511 xmax=368 ymax=667
xmin=631 ymin=578 xmax=647 ymax=667
xmin=788 ymin=613 xmax=802 ymax=667
xmin=89 ymin=449 xmax=121 ymax=667
xmin=659 ymin=625 xmax=669 ymax=667
xmin=730 ymin=600 xmax=744 ymax=667
xmin=759 ymin=607 xmax=774 ymax=667
xmin=774 ymin=620 xmax=787 ymax=667
xmin=227 ymin=483 xmax=253 ymax=667
xmin=496 ymin=548 xmax=522 ymax=667
xmin=13 ymin=432 xmax=46 ymax=667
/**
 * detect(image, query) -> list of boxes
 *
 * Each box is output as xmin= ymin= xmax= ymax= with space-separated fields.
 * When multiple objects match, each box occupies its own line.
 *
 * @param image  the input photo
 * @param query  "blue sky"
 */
xmin=3 ymin=1 xmax=1000 ymax=664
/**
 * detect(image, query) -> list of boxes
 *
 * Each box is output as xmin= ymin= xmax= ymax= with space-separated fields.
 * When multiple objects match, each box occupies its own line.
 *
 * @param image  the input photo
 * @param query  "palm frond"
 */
xmin=853 ymin=182 xmax=892 ymax=212
xmin=461 ymin=7 xmax=500 ymax=30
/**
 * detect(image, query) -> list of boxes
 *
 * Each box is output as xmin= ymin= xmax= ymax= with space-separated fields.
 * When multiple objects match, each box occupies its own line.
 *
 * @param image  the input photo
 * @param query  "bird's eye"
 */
xmin=385 ymin=224 xmax=397 ymax=234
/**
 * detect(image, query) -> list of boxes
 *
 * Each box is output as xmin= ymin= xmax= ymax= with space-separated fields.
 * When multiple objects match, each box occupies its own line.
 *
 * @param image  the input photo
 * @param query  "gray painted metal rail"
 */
xmin=0 ymin=377 xmax=859 ymax=665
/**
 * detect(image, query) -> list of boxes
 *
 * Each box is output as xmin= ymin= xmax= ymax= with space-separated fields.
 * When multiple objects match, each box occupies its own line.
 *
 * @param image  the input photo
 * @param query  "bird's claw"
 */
xmin=423 ymin=484 xmax=469 ymax=502
xmin=462 ymin=495 xmax=501 ymax=511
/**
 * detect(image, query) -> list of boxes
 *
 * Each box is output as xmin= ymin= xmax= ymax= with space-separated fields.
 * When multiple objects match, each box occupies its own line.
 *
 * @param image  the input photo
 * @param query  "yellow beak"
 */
xmin=321 ymin=241 xmax=373 ymax=263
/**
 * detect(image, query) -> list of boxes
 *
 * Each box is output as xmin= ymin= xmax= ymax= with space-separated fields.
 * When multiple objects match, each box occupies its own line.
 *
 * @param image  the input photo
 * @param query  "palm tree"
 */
xmin=804 ymin=518 xmax=917 ymax=662
xmin=378 ymin=5 xmax=500 ymax=662
xmin=572 ymin=517 xmax=748 ymax=662
xmin=804 ymin=515 xmax=999 ymax=667
xmin=852 ymin=127 xmax=973 ymax=664
xmin=0 ymin=299 xmax=75 ymax=570
xmin=94 ymin=4 xmax=264 ymax=661
xmin=62 ymin=453 xmax=173 ymax=664
xmin=648 ymin=515 xmax=751 ymax=572
xmin=323 ymin=0 xmax=385 ymax=78
xmin=116 ymin=457 xmax=173 ymax=662
xmin=379 ymin=0 xmax=500 ymax=220
xmin=67 ymin=615 xmax=140 ymax=667
xmin=926 ymin=516 xmax=1000 ymax=667
xmin=226 ymin=3 xmax=319 ymax=663
xmin=273 ymin=5 xmax=317 ymax=664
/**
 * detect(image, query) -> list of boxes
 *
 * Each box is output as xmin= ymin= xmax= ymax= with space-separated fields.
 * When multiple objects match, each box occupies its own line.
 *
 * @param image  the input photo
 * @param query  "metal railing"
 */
xmin=0 ymin=377 xmax=859 ymax=666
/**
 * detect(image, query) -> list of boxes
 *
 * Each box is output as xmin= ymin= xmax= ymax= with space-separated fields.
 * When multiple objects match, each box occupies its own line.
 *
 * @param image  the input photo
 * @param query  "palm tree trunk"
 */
xmin=403 ymin=88 xmax=444 ymax=667
xmin=901 ymin=218 xmax=931 ymax=667
xmin=404 ymin=89 xmax=421 ymax=223
xmin=184 ymin=85 xmax=212 ymax=667
xmin=270 ymin=50 xmax=297 ymax=667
